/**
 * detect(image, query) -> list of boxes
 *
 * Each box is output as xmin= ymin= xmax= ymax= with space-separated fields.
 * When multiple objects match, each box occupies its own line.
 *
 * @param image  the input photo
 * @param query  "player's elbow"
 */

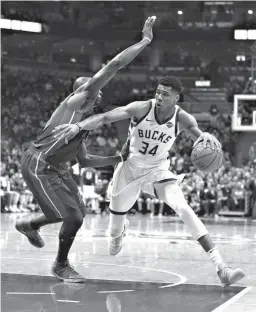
xmin=99 ymin=114 xmax=108 ymax=126
xmin=77 ymin=157 xmax=91 ymax=168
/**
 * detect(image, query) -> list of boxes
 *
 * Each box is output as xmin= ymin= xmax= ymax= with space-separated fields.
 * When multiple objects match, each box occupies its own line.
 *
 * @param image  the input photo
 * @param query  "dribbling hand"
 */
xmin=142 ymin=16 xmax=157 ymax=43
xmin=193 ymin=132 xmax=222 ymax=150
xmin=52 ymin=123 xmax=80 ymax=144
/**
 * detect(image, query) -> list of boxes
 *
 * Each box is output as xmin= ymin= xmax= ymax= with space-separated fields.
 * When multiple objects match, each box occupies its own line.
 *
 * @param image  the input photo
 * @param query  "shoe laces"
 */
xmin=65 ymin=261 xmax=77 ymax=273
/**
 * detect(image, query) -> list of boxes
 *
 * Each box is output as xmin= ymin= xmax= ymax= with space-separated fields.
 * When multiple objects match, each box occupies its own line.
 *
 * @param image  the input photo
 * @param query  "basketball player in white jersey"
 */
xmin=52 ymin=76 xmax=245 ymax=287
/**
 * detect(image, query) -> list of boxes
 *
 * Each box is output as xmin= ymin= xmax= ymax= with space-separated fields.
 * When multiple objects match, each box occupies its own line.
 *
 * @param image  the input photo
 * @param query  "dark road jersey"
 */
xmin=33 ymin=93 xmax=91 ymax=165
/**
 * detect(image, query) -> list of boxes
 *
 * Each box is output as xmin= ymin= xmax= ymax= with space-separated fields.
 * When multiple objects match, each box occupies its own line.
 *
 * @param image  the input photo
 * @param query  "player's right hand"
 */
xmin=142 ymin=16 xmax=156 ymax=43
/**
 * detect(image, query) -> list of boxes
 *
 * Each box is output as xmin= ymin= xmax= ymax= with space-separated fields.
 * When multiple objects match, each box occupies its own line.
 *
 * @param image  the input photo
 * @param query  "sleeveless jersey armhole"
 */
xmin=175 ymin=106 xmax=181 ymax=137
xmin=134 ymin=100 xmax=153 ymax=126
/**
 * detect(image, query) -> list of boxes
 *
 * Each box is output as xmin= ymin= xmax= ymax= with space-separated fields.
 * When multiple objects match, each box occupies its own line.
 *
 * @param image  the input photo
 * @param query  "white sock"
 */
xmin=208 ymin=248 xmax=225 ymax=271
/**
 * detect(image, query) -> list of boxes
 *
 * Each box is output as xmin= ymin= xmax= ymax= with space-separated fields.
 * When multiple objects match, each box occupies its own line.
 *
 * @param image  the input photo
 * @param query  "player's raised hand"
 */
xmin=52 ymin=124 xmax=80 ymax=144
xmin=142 ymin=16 xmax=156 ymax=43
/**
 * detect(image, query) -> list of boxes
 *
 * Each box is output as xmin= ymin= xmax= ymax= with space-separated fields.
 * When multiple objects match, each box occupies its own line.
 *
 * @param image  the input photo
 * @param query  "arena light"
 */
xmin=236 ymin=55 xmax=246 ymax=61
xmin=177 ymin=10 xmax=183 ymax=15
xmin=234 ymin=29 xmax=256 ymax=40
xmin=248 ymin=29 xmax=256 ymax=40
xmin=195 ymin=80 xmax=211 ymax=87
xmin=21 ymin=21 xmax=42 ymax=33
xmin=0 ymin=18 xmax=42 ymax=33
xmin=248 ymin=10 xmax=253 ymax=15
xmin=11 ymin=20 xmax=21 ymax=31
xmin=234 ymin=29 xmax=247 ymax=40
xmin=0 ymin=18 xmax=11 ymax=29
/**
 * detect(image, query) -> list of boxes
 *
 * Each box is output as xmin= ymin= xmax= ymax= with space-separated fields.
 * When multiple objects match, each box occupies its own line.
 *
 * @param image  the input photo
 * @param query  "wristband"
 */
xmin=143 ymin=37 xmax=151 ymax=44
xmin=75 ymin=122 xmax=82 ymax=132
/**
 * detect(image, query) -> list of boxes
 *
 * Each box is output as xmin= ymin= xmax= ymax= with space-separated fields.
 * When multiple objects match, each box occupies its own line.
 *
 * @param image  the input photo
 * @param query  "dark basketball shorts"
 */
xmin=21 ymin=146 xmax=86 ymax=220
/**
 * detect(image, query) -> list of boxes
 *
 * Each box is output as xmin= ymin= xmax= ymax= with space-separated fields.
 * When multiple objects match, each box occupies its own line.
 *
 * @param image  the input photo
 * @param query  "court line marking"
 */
xmin=6 ymin=292 xmax=55 ymax=295
xmin=10 ymin=231 xmax=256 ymax=245
xmin=98 ymin=290 xmax=134 ymax=294
xmin=83 ymin=261 xmax=187 ymax=290
xmin=1 ymin=257 xmax=187 ymax=293
xmin=57 ymin=300 xmax=80 ymax=303
xmin=211 ymin=286 xmax=252 ymax=312
xmin=233 ymin=303 xmax=256 ymax=305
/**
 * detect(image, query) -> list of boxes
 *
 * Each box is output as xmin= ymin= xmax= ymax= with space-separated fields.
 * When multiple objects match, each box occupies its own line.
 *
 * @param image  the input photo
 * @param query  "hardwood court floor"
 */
xmin=1 ymin=213 xmax=256 ymax=312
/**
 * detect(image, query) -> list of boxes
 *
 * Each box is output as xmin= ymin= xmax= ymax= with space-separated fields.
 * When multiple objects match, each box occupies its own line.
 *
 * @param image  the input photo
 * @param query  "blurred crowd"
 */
xmin=1 ymin=68 xmax=255 ymax=217
xmin=2 ymin=137 xmax=255 ymax=217
xmin=1 ymin=69 xmax=120 ymax=154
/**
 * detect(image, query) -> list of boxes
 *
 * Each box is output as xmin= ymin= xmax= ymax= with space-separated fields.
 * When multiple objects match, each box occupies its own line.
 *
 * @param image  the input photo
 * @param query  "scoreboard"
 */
xmin=232 ymin=95 xmax=256 ymax=132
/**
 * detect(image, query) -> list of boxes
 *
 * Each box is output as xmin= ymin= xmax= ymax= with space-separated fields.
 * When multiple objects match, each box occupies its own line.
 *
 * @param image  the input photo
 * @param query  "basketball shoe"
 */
xmin=217 ymin=264 xmax=245 ymax=287
xmin=51 ymin=260 xmax=86 ymax=283
xmin=15 ymin=219 xmax=44 ymax=248
xmin=108 ymin=219 xmax=129 ymax=256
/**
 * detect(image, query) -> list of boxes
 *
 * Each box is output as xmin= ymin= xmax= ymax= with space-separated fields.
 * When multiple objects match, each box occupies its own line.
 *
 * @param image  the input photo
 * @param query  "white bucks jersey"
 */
xmin=127 ymin=100 xmax=181 ymax=167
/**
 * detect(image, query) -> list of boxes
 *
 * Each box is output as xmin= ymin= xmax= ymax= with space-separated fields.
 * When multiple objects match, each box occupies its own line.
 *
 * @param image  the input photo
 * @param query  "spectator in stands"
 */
xmin=249 ymin=141 xmax=256 ymax=164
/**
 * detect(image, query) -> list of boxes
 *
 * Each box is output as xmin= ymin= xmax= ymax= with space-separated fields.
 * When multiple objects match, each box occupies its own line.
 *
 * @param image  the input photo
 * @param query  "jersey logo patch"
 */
xmin=166 ymin=121 xmax=173 ymax=128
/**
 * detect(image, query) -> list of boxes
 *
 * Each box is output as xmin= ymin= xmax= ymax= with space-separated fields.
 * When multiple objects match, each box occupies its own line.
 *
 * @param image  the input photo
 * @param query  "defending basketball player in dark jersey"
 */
xmin=15 ymin=16 xmax=157 ymax=283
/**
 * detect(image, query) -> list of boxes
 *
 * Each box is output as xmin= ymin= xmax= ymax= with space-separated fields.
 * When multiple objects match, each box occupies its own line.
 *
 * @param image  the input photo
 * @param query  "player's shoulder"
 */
xmin=130 ymin=99 xmax=152 ymax=117
xmin=125 ymin=99 xmax=152 ymax=119
xmin=130 ymin=99 xmax=152 ymax=109
xmin=177 ymin=107 xmax=196 ymax=126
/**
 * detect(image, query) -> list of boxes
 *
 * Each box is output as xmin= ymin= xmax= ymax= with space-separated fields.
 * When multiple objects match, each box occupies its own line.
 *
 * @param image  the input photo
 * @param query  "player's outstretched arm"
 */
xmin=67 ymin=16 xmax=156 ymax=110
xmin=52 ymin=101 xmax=148 ymax=142
xmin=78 ymin=17 xmax=156 ymax=93
xmin=76 ymin=142 xmax=122 ymax=168
xmin=178 ymin=110 xmax=221 ymax=149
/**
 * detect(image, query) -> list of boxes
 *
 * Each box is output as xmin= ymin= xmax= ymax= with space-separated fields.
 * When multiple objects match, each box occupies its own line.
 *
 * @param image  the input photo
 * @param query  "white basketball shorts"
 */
xmin=109 ymin=159 xmax=178 ymax=213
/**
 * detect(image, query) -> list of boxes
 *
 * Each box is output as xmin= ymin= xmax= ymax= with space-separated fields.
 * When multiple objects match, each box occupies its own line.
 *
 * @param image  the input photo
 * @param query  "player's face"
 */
xmin=155 ymin=84 xmax=179 ymax=108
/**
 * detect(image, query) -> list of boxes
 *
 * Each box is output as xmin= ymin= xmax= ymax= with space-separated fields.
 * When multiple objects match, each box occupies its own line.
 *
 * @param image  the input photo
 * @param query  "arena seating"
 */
xmin=1 ymin=68 xmax=255 ymax=216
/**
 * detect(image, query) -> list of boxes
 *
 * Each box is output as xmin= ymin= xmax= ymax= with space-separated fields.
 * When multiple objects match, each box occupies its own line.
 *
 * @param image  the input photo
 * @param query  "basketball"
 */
xmin=191 ymin=140 xmax=223 ymax=172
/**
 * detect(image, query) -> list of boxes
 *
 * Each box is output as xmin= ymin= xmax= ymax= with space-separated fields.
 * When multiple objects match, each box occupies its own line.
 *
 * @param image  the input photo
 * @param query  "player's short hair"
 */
xmin=158 ymin=76 xmax=183 ymax=94
xmin=73 ymin=76 xmax=91 ymax=92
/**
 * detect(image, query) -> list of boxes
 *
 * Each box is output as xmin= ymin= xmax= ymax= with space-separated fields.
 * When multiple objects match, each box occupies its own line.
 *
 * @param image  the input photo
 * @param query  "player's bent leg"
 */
xmin=15 ymin=213 xmax=58 ymax=248
xmin=154 ymin=181 xmax=245 ymax=287
xmin=154 ymin=182 xmax=208 ymax=239
xmin=108 ymin=210 xmax=129 ymax=256
xmin=15 ymin=193 xmax=64 ymax=249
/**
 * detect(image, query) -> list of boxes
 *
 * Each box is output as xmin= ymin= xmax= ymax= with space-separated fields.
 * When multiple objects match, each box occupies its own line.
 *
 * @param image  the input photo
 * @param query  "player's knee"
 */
xmin=73 ymin=215 xmax=83 ymax=229
xmin=156 ymin=182 xmax=186 ymax=210
xmin=64 ymin=213 xmax=83 ymax=230
xmin=177 ymin=203 xmax=194 ymax=219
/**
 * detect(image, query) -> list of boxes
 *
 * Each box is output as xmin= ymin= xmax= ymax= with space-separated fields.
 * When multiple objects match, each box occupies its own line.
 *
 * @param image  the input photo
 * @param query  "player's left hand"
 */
xmin=194 ymin=132 xmax=221 ymax=150
xmin=52 ymin=123 xmax=80 ymax=144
